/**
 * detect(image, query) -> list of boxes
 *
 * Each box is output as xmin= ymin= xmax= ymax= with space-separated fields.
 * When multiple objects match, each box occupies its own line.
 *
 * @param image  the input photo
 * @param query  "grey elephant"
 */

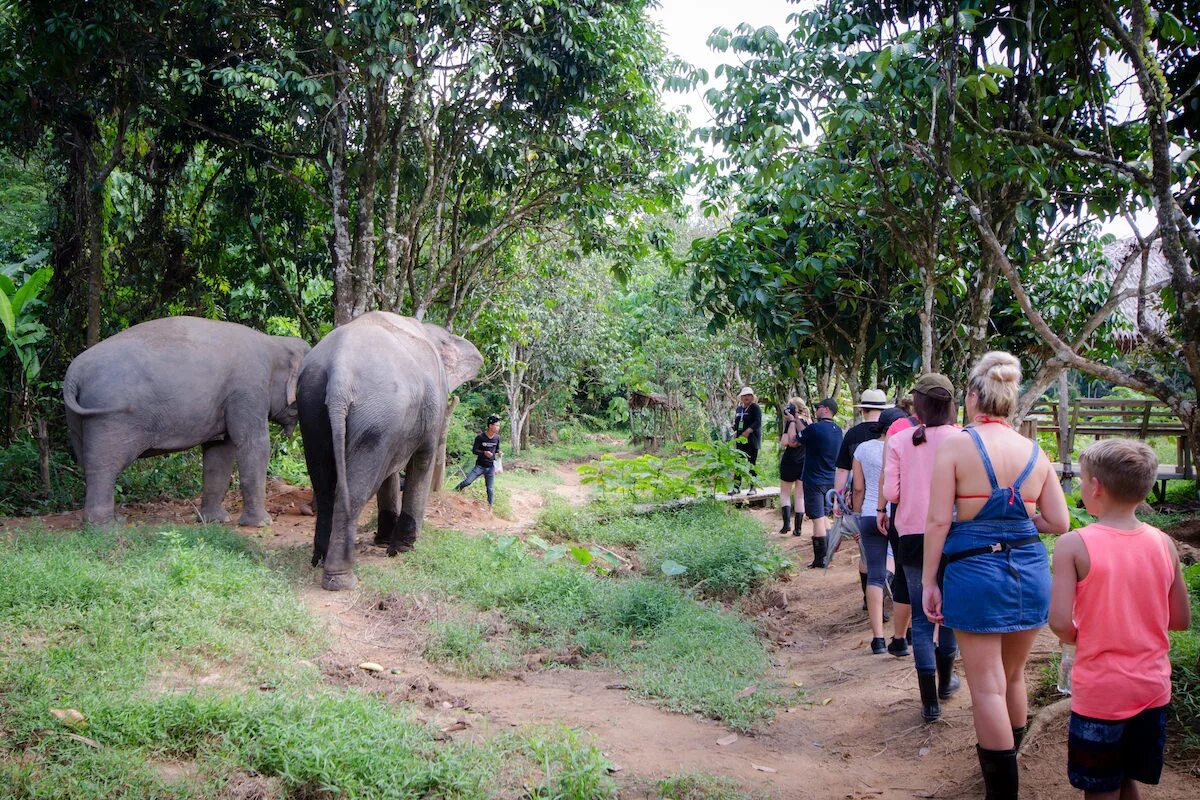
xmin=298 ymin=311 xmax=483 ymax=591
xmin=63 ymin=316 xmax=310 ymax=526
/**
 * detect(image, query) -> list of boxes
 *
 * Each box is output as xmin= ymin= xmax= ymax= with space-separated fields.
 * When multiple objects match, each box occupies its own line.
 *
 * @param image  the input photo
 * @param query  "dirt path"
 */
xmin=9 ymin=469 xmax=1199 ymax=798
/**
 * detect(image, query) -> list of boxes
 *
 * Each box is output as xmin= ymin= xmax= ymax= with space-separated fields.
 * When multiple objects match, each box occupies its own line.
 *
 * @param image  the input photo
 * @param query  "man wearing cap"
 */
xmin=732 ymin=387 xmax=762 ymax=494
xmin=800 ymin=398 xmax=844 ymax=567
xmin=454 ymin=414 xmax=502 ymax=509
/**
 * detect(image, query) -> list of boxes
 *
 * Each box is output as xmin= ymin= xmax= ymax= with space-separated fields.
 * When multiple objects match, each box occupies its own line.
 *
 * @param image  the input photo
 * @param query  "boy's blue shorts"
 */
xmin=1067 ymin=705 xmax=1167 ymax=793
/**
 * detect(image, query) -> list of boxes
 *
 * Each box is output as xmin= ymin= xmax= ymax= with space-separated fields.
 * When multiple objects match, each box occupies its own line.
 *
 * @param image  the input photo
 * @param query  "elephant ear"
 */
xmin=286 ymin=348 xmax=307 ymax=406
xmin=421 ymin=323 xmax=483 ymax=391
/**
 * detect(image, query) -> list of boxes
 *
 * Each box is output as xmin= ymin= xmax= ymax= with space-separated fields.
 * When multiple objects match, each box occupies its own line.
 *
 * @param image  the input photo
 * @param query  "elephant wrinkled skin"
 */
xmin=298 ymin=312 xmax=483 ymax=591
xmin=63 ymin=316 xmax=310 ymax=526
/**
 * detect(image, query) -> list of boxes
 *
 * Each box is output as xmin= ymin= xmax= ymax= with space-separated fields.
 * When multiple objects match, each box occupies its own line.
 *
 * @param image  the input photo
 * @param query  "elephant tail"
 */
xmin=62 ymin=374 xmax=124 ymax=417
xmin=328 ymin=397 xmax=352 ymax=516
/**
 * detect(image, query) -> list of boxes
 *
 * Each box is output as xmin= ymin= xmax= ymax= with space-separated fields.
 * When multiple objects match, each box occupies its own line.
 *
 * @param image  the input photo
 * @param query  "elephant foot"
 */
xmin=387 ymin=540 xmax=415 ymax=557
xmin=238 ymin=510 xmax=272 ymax=528
xmin=197 ymin=507 xmax=231 ymax=524
xmin=321 ymin=570 xmax=358 ymax=591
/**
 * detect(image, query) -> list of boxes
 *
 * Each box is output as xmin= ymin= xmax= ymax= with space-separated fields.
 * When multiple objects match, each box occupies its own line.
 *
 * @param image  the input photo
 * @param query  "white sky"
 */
xmin=649 ymin=0 xmax=1149 ymax=238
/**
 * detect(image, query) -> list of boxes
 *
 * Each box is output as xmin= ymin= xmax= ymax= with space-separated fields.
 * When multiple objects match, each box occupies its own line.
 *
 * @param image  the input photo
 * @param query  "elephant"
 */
xmin=298 ymin=311 xmax=483 ymax=591
xmin=63 ymin=316 xmax=310 ymax=526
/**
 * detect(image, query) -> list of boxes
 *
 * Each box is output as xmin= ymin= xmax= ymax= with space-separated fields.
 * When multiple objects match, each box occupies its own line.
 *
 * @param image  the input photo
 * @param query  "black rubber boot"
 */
xmin=1012 ymin=724 xmax=1027 ymax=751
xmin=917 ymin=671 xmax=940 ymax=722
xmin=936 ymin=648 xmax=961 ymax=700
xmin=807 ymin=536 xmax=826 ymax=569
xmin=976 ymin=745 xmax=1019 ymax=800
xmin=779 ymin=504 xmax=792 ymax=535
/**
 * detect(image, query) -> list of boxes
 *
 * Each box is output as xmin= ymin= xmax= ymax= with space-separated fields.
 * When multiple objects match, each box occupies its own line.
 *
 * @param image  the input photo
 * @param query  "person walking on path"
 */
xmin=837 ymin=389 xmax=892 ymax=605
xmin=733 ymin=387 xmax=762 ymax=494
xmin=877 ymin=403 xmax=918 ymax=656
xmin=883 ymin=373 xmax=963 ymax=722
xmin=778 ymin=398 xmax=809 ymax=534
xmin=921 ymin=352 xmax=1069 ymax=799
xmin=454 ymin=414 xmax=502 ymax=509
xmin=1049 ymin=439 xmax=1190 ymax=800
xmin=800 ymin=398 xmax=843 ymax=567
xmin=852 ymin=406 xmax=909 ymax=653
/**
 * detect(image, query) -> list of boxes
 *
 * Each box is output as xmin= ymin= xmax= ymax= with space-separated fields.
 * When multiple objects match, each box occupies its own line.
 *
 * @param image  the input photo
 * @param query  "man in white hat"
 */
xmin=732 ymin=386 xmax=762 ymax=493
xmin=835 ymin=389 xmax=893 ymax=598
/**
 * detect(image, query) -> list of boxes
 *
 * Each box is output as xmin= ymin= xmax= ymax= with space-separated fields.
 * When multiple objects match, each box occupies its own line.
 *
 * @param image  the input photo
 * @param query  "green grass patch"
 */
xmin=423 ymin=617 xmax=515 ymax=677
xmin=360 ymin=528 xmax=793 ymax=730
xmin=0 ymin=524 xmax=618 ymax=798
xmin=654 ymin=773 xmax=762 ymax=800
xmin=537 ymin=501 xmax=790 ymax=597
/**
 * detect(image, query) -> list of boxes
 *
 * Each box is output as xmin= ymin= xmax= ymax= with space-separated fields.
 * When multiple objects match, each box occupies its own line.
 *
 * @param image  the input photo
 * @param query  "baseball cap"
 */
xmin=876 ymin=407 xmax=908 ymax=433
xmin=738 ymin=386 xmax=754 ymax=397
xmin=913 ymin=373 xmax=954 ymax=398
xmin=855 ymin=388 xmax=893 ymax=409
xmin=816 ymin=397 xmax=838 ymax=415
xmin=487 ymin=414 xmax=501 ymax=424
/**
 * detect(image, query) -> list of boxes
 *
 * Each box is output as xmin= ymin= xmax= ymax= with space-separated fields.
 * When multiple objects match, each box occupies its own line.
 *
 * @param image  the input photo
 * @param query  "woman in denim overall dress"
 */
xmin=922 ymin=352 xmax=1070 ymax=800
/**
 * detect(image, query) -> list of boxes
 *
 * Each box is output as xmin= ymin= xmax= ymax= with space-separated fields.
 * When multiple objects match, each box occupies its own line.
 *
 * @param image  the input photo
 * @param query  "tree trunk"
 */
xmin=327 ymin=60 xmax=355 ymax=326
xmin=37 ymin=416 xmax=51 ymax=498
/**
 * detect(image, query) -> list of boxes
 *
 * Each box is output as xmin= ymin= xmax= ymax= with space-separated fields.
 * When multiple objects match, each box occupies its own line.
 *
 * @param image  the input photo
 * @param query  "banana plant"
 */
xmin=0 ymin=265 xmax=53 ymax=418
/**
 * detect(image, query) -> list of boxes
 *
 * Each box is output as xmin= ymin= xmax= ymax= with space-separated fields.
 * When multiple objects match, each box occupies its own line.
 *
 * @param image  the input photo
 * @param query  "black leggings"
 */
xmin=735 ymin=443 xmax=759 ymax=485
xmin=886 ymin=518 xmax=911 ymax=605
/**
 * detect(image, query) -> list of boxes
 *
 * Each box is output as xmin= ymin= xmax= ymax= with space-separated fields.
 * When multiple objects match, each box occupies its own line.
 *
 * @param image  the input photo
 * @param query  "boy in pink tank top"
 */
xmin=1049 ymin=439 xmax=1191 ymax=800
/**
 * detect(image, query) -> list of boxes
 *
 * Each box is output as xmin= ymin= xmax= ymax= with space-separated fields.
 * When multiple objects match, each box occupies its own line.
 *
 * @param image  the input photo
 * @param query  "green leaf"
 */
xmin=569 ymin=546 xmax=593 ymax=566
xmin=0 ymin=288 xmax=14 ymax=338
xmin=12 ymin=268 xmax=53 ymax=316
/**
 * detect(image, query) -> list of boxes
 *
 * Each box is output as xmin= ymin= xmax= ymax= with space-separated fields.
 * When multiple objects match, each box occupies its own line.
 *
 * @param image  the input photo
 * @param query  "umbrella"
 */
xmin=823 ymin=488 xmax=859 ymax=569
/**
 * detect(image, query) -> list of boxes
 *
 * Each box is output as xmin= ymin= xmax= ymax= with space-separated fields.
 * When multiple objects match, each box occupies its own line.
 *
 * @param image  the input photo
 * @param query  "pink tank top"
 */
xmin=1072 ymin=523 xmax=1175 ymax=719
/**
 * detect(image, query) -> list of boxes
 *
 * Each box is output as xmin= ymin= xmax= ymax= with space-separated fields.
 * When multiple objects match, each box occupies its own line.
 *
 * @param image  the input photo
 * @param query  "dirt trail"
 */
xmin=9 ymin=467 xmax=1199 ymax=798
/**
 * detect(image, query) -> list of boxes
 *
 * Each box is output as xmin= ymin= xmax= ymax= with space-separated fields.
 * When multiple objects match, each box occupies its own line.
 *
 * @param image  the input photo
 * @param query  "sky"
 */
xmin=647 ymin=0 xmax=1149 ymax=239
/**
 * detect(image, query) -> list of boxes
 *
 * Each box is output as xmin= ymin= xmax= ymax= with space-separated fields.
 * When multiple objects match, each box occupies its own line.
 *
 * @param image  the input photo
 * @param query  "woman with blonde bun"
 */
xmin=922 ymin=351 xmax=1070 ymax=800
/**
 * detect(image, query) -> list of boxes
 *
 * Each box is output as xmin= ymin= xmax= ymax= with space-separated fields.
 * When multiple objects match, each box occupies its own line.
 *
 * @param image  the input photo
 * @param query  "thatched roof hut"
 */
xmin=1101 ymin=236 xmax=1171 ymax=349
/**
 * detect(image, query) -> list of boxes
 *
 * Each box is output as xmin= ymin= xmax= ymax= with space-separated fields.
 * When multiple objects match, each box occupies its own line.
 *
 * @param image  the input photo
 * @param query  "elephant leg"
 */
xmin=230 ymin=419 xmax=272 ymax=527
xmin=80 ymin=424 xmax=139 ymax=525
xmin=375 ymin=472 xmax=402 ymax=547
xmin=322 ymin=443 xmax=394 ymax=590
xmin=392 ymin=445 xmax=435 ymax=555
xmin=198 ymin=440 xmax=236 ymax=523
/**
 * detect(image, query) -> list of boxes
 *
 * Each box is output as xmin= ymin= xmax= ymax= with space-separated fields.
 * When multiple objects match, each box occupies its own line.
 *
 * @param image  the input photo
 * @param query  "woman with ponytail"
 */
xmin=922 ymin=352 xmax=1070 ymax=799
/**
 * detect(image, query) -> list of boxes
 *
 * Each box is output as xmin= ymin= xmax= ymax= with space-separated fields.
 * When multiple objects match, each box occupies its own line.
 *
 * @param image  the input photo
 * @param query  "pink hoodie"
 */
xmin=883 ymin=424 xmax=961 ymax=535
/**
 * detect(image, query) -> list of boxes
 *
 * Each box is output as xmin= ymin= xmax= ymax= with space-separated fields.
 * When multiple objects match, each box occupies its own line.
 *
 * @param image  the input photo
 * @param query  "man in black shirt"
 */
xmin=799 ymin=398 xmax=844 ymax=567
xmin=454 ymin=414 xmax=502 ymax=508
xmin=732 ymin=386 xmax=762 ymax=494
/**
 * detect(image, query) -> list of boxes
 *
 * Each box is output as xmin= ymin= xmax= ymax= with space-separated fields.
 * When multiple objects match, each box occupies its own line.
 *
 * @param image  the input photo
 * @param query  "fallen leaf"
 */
xmin=735 ymin=683 xmax=759 ymax=699
xmin=820 ymin=697 xmax=833 ymax=706
xmin=441 ymin=721 xmax=468 ymax=733
xmin=258 ymin=684 xmax=276 ymax=692
xmin=390 ymin=668 xmax=403 ymax=675
xmin=50 ymin=708 xmax=86 ymax=728
xmin=751 ymin=763 xmax=777 ymax=773
xmin=716 ymin=733 xmax=738 ymax=746
xmin=605 ymin=683 xmax=630 ymax=690
xmin=918 ymin=746 xmax=930 ymax=758
xmin=65 ymin=733 xmax=100 ymax=748
xmin=358 ymin=662 xmax=384 ymax=672
xmin=606 ymin=763 xmax=624 ymax=773
xmin=792 ymin=681 xmax=804 ymax=688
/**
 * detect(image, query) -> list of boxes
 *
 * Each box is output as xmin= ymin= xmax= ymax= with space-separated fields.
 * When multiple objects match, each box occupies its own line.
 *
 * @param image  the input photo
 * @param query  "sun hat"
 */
xmin=912 ymin=373 xmax=954 ymax=398
xmin=738 ymin=386 xmax=755 ymax=397
xmin=855 ymin=388 xmax=893 ymax=409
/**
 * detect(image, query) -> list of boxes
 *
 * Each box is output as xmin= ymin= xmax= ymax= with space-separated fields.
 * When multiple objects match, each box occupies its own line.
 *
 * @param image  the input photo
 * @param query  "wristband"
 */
xmin=876 ymin=508 xmax=886 ymax=513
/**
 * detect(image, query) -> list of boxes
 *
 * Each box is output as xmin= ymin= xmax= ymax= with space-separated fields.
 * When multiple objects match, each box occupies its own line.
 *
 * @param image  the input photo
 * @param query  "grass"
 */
xmin=359 ymin=526 xmax=794 ymax=730
xmin=536 ymin=500 xmax=791 ymax=598
xmin=654 ymin=774 xmax=764 ymax=800
xmin=0 ymin=524 xmax=619 ymax=799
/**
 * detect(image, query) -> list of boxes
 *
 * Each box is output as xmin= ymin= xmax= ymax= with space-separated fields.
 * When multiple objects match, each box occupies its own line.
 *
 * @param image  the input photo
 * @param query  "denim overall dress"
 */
xmin=941 ymin=427 xmax=1051 ymax=633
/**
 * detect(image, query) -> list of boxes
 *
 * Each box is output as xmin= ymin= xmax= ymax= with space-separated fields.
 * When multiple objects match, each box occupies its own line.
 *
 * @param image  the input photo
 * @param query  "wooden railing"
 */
xmin=1019 ymin=398 xmax=1193 ymax=495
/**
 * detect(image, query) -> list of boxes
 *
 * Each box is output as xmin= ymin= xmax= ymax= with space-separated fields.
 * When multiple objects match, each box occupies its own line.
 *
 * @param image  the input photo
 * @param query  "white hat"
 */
xmin=738 ymin=386 xmax=755 ymax=397
xmin=855 ymin=389 xmax=893 ymax=409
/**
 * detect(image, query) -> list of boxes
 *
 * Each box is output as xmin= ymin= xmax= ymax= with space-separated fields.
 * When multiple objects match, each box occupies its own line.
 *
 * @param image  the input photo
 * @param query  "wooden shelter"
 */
xmin=628 ymin=390 xmax=682 ymax=449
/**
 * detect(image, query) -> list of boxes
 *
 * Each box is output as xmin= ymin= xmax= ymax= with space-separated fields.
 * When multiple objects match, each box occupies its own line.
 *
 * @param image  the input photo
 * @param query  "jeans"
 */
xmin=858 ymin=516 xmax=890 ymax=588
xmin=456 ymin=464 xmax=495 ymax=506
xmin=901 ymin=562 xmax=957 ymax=674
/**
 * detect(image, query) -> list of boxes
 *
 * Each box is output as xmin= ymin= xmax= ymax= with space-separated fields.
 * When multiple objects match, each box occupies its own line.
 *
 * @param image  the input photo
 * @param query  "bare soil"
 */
xmin=6 ymin=467 xmax=1200 ymax=799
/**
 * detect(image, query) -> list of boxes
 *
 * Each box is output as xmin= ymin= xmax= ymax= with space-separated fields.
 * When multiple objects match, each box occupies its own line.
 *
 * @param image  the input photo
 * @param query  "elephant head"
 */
xmin=269 ymin=336 xmax=312 ymax=434
xmin=420 ymin=322 xmax=483 ymax=391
